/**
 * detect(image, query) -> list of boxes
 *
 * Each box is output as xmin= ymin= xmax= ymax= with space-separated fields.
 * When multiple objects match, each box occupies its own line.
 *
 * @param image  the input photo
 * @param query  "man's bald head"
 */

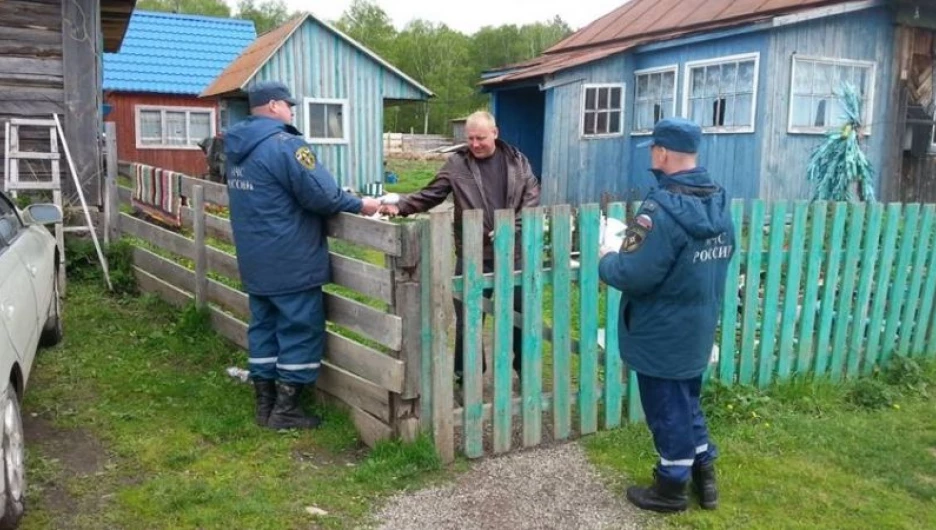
xmin=465 ymin=111 xmax=498 ymax=159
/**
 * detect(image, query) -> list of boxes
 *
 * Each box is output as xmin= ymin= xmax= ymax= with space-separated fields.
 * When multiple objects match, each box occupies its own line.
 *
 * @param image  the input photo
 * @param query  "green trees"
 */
xmin=137 ymin=0 xmax=572 ymax=134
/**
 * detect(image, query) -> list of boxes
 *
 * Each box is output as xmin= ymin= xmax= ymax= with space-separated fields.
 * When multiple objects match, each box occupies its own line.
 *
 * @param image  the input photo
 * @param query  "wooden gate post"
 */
xmin=429 ymin=210 xmax=455 ymax=463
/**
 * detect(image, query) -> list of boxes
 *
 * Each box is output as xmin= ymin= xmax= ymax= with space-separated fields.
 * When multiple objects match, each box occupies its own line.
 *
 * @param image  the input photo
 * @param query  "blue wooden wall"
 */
xmin=491 ymin=6 xmax=897 ymax=206
xmin=759 ymin=7 xmax=895 ymax=200
xmin=247 ymin=19 xmax=428 ymax=191
xmin=628 ymin=31 xmax=770 ymax=202
xmin=492 ymin=85 xmax=545 ymax=179
xmin=540 ymin=55 xmax=632 ymax=205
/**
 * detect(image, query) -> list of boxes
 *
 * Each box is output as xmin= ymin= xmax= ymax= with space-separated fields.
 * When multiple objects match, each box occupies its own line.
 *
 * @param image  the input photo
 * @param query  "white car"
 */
xmin=0 ymin=190 xmax=63 ymax=528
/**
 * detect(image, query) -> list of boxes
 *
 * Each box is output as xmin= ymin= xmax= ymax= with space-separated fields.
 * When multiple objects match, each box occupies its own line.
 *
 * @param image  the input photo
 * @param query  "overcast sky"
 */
xmin=269 ymin=0 xmax=625 ymax=34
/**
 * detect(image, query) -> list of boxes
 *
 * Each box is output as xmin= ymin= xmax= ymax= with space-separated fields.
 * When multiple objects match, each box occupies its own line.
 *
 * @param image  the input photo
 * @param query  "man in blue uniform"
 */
xmin=224 ymin=81 xmax=380 ymax=430
xmin=598 ymin=117 xmax=735 ymax=513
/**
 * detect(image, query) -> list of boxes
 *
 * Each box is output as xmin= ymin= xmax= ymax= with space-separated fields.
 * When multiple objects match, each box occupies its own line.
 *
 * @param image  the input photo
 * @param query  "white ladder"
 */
xmin=3 ymin=116 xmax=111 ymax=291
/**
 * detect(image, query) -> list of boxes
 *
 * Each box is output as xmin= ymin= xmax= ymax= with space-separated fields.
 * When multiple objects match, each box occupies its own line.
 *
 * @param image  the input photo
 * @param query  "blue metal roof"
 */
xmin=103 ymin=10 xmax=257 ymax=95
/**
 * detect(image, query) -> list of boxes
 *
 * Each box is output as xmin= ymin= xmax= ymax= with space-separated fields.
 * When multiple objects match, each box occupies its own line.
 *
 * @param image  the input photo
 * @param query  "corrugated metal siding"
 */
xmin=760 ymin=8 xmax=895 ymax=200
xmin=629 ymin=31 xmax=769 ymax=201
xmin=540 ymin=55 xmax=632 ymax=205
xmin=252 ymin=20 xmax=425 ymax=190
xmin=105 ymin=93 xmax=217 ymax=177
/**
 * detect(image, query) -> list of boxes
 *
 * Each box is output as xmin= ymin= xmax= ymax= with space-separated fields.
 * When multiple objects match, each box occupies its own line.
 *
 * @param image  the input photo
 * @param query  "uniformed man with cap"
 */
xmin=224 ymin=81 xmax=380 ymax=430
xmin=598 ymin=117 xmax=736 ymax=512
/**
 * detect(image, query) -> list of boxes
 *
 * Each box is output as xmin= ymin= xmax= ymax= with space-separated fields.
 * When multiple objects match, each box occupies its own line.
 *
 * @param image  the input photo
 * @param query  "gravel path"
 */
xmin=373 ymin=443 xmax=645 ymax=530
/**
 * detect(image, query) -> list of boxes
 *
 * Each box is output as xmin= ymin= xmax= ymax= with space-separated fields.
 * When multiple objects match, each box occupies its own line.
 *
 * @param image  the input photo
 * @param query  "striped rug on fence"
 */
xmin=131 ymin=163 xmax=183 ymax=227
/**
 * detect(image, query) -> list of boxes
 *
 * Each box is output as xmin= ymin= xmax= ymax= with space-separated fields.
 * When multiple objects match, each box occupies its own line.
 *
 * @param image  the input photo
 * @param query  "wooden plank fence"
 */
xmin=110 ymin=160 xmax=426 ymax=447
xmin=111 ymin=153 xmax=936 ymax=464
xmin=428 ymin=199 xmax=936 ymax=463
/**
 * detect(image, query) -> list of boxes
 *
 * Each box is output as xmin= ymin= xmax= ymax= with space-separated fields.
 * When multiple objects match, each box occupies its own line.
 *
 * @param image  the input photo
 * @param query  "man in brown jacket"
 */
xmin=382 ymin=110 xmax=541 ymax=382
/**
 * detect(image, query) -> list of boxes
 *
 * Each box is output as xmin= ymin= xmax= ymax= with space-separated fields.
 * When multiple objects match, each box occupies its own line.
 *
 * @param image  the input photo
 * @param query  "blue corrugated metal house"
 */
xmin=103 ymin=11 xmax=257 ymax=176
xmin=201 ymin=12 xmax=434 ymax=192
xmin=482 ymin=0 xmax=936 ymax=205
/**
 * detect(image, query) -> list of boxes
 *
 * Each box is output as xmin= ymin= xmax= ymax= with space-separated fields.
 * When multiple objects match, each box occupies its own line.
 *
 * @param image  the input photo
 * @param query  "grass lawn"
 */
xmin=384 ymin=158 xmax=444 ymax=194
xmin=584 ymin=362 xmax=936 ymax=530
xmin=20 ymin=278 xmax=451 ymax=530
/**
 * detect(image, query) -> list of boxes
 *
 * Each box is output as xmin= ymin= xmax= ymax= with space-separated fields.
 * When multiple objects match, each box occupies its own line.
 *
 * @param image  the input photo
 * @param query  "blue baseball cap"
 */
xmin=247 ymin=81 xmax=297 ymax=108
xmin=637 ymin=117 xmax=702 ymax=154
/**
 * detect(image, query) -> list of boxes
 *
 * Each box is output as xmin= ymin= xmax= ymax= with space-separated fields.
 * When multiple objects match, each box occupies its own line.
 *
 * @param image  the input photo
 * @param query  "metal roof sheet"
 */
xmin=547 ymin=0 xmax=836 ymax=53
xmin=103 ymin=10 xmax=257 ymax=95
xmin=201 ymin=12 xmax=434 ymax=99
xmin=482 ymin=0 xmax=850 ymax=86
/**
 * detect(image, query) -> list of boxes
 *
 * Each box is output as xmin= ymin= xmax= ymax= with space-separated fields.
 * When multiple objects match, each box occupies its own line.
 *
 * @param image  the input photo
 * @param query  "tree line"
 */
xmin=136 ymin=0 xmax=572 ymax=135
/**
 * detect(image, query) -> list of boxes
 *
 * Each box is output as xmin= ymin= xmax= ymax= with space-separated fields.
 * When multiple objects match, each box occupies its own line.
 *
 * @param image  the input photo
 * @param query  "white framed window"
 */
xmin=303 ymin=98 xmax=349 ymax=144
xmin=788 ymin=55 xmax=876 ymax=135
xmin=581 ymin=84 xmax=624 ymax=138
xmin=633 ymin=66 xmax=678 ymax=135
xmin=683 ymin=53 xmax=759 ymax=133
xmin=134 ymin=105 xmax=215 ymax=149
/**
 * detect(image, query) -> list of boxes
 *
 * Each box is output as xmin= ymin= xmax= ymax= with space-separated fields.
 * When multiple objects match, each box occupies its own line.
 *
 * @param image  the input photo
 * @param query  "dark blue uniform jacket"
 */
xmin=224 ymin=116 xmax=362 ymax=296
xmin=599 ymin=168 xmax=735 ymax=379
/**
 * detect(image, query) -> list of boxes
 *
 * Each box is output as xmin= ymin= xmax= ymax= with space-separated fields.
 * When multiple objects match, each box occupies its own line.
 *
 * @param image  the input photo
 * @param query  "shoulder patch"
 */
xmin=621 ymin=224 xmax=649 ymax=253
xmin=295 ymin=146 xmax=316 ymax=170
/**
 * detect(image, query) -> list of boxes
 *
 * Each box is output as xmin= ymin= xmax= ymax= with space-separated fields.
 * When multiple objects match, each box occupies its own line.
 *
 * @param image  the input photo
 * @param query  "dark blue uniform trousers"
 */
xmin=637 ymin=373 xmax=717 ymax=483
xmin=247 ymin=287 xmax=325 ymax=385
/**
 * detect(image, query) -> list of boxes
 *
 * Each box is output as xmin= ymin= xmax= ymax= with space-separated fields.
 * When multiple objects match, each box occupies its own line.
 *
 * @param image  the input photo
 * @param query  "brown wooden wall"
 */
xmin=1 ymin=0 xmax=105 ymax=205
xmin=0 ymin=0 xmax=64 ymax=190
xmin=888 ymin=25 xmax=936 ymax=203
xmin=105 ymin=93 xmax=219 ymax=178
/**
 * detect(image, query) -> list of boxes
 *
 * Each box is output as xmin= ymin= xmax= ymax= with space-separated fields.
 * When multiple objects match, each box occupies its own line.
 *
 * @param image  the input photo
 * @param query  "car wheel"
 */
xmin=0 ymin=387 xmax=25 ymax=530
xmin=39 ymin=271 xmax=63 ymax=348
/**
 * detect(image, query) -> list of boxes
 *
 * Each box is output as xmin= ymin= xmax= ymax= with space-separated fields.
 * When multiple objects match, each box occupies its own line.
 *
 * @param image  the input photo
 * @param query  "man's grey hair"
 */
xmin=466 ymin=110 xmax=497 ymax=130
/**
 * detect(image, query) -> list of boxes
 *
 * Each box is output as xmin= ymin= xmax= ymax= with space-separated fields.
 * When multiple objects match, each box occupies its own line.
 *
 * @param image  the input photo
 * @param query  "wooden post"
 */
xmin=429 ymin=210 xmax=454 ymax=464
xmin=104 ymin=122 xmax=119 ymax=244
xmin=193 ymin=185 xmax=208 ymax=308
xmin=389 ymin=221 xmax=424 ymax=442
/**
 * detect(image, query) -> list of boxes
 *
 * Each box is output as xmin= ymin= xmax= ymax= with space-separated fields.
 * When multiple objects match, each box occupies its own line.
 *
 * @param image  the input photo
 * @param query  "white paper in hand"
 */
xmin=378 ymin=193 xmax=401 ymax=205
xmin=601 ymin=217 xmax=628 ymax=251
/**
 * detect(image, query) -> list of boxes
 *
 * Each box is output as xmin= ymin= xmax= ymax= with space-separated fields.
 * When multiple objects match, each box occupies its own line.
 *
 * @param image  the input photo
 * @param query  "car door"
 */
xmin=9 ymin=212 xmax=55 ymax=331
xmin=0 ymin=195 xmax=39 ymax=361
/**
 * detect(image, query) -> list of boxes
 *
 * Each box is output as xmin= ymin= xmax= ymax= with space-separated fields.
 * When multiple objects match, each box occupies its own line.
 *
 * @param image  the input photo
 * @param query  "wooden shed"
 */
xmin=201 ymin=12 xmax=434 ymax=192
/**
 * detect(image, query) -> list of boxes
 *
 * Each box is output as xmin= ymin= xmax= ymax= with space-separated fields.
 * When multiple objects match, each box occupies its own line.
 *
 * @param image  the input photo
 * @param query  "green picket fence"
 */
xmin=424 ymin=200 xmax=936 ymax=463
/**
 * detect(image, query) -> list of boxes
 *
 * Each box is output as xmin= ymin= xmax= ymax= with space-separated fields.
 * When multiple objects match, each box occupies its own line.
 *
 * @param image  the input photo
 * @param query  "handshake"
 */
xmin=358 ymin=193 xmax=403 ymax=217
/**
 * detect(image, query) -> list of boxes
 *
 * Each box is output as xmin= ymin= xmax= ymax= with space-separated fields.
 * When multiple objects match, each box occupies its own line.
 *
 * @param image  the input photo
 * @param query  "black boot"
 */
xmin=692 ymin=462 xmax=718 ymax=510
xmin=267 ymin=382 xmax=322 ymax=430
xmin=253 ymin=379 xmax=277 ymax=427
xmin=626 ymin=471 xmax=689 ymax=513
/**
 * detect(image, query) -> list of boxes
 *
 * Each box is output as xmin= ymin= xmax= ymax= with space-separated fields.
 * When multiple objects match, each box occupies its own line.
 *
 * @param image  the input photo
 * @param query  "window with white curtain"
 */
xmin=633 ymin=66 xmax=677 ymax=134
xmin=684 ymin=53 xmax=759 ymax=133
xmin=134 ymin=106 xmax=216 ymax=149
xmin=788 ymin=56 xmax=875 ymax=134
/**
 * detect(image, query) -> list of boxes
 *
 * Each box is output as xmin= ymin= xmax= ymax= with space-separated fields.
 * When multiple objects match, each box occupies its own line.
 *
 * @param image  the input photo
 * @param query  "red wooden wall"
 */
xmin=105 ymin=92 xmax=218 ymax=177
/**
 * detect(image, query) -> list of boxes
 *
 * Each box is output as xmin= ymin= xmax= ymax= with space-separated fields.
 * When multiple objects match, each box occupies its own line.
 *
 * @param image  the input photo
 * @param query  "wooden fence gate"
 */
xmin=426 ymin=200 xmax=936 ymax=463
xmin=102 ymin=125 xmax=936 ymax=461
